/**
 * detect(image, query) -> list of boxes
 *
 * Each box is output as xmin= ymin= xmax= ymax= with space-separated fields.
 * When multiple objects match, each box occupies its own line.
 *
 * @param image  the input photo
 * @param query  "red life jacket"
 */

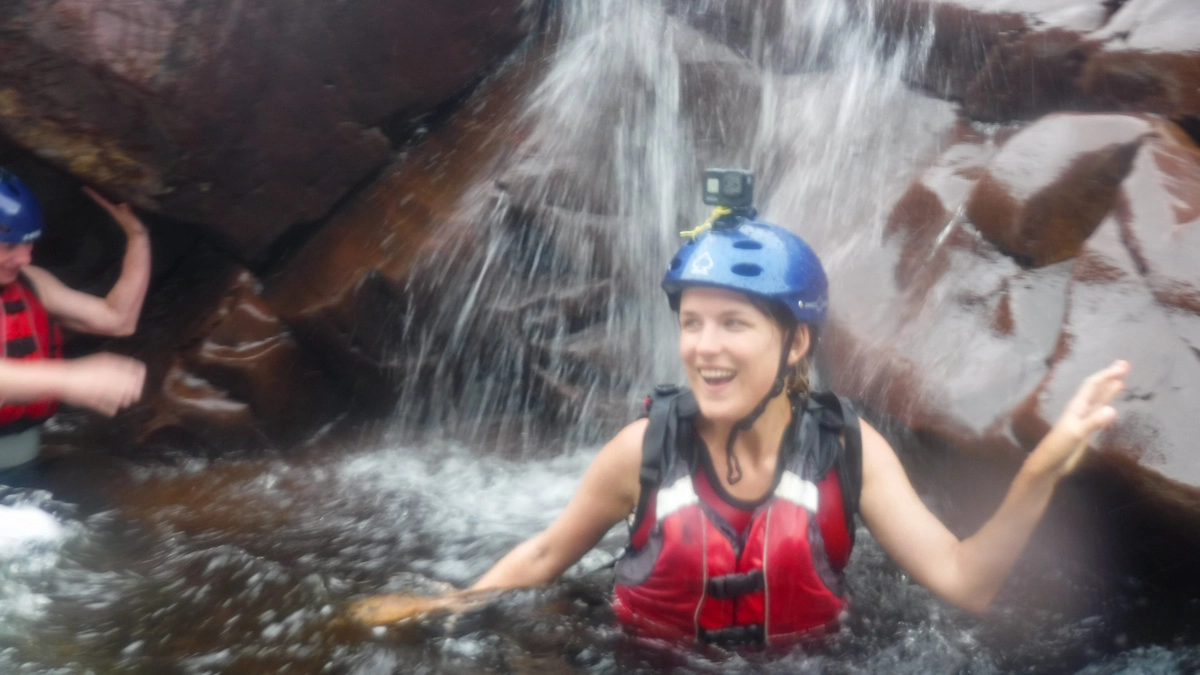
xmin=613 ymin=387 xmax=863 ymax=647
xmin=0 ymin=274 xmax=62 ymax=432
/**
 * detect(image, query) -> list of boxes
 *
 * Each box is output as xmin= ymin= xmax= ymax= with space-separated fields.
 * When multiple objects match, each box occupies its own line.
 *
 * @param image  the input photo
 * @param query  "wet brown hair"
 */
xmin=747 ymin=296 xmax=812 ymax=400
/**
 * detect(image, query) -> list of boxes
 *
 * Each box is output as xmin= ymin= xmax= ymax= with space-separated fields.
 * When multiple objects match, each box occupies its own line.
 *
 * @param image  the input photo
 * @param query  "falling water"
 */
xmin=391 ymin=0 xmax=954 ymax=448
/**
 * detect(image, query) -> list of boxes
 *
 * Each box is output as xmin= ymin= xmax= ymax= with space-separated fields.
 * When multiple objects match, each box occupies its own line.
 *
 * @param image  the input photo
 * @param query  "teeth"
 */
xmin=699 ymin=369 xmax=735 ymax=380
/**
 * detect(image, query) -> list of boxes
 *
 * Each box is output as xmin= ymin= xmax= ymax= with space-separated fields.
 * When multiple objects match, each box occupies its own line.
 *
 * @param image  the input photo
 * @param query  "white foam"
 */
xmin=0 ymin=505 xmax=64 ymax=549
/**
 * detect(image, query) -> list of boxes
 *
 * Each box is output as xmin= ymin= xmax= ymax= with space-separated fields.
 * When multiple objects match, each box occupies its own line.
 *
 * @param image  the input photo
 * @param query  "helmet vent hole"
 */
xmin=669 ymin=257 xmax=682 ymax=270
xmin=731 ymin=263 xmax=763 ymax=277
xmin=733 ymin=240 xmax=763 ymax=250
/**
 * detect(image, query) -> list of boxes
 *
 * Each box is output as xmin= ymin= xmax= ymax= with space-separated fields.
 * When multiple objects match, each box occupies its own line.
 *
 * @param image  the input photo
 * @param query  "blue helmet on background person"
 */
xmin=0 ymin=169 xmax=44 ymax=245
xmin=662 ymin=220 xmax=828 ymax=326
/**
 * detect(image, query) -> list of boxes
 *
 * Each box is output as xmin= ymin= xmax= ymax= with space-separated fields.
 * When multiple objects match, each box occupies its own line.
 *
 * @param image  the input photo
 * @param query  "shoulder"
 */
xmin=17 ymin=266 xmax=64 ymax=298
xmin=600 ymin=417 xmax=649 ymax=471
xmin=858 ymin=418 xmax=905 ymax=481
xmin=575 ymin=418 xmax=649 ymax=513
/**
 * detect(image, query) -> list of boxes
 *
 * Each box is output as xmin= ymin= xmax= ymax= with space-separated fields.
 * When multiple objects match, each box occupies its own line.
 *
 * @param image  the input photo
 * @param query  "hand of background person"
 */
xmin=83 ymin=186 xmax=148 ymax=240
xmin=1029 ymin=359 xmax=1129 ymax=479
xmin=60 ymin=353 xmax=146 ymax=417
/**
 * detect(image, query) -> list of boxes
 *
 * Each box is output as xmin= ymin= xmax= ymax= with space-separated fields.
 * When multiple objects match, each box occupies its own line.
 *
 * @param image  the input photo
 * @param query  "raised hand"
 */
xmin=83 ymin=186 xmax=148 ymax=239
xmin=1031 ymin=359 xmax=1129 ymax=478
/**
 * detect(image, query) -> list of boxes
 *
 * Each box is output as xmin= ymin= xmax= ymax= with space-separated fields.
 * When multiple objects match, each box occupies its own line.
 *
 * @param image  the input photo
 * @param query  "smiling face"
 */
xmin=678 ymin=286 xmax=808 ymax=424
xmin=0 ymin=242 xmax=33 ymax=285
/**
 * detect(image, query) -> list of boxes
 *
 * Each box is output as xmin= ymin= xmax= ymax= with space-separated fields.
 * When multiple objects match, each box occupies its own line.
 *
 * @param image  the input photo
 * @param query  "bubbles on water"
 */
xmin=0 ymin=491 xmax=70 ymax=635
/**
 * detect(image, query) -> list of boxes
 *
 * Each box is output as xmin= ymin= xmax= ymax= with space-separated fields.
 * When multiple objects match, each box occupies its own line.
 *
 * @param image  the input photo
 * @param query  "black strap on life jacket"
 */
xmin=807 ymin=390 xmax=864 ymax=548
xmin=629 ymin=384 xmax=699 ymax=537
xmin=631 ymin=386 xmax=863 ymax=545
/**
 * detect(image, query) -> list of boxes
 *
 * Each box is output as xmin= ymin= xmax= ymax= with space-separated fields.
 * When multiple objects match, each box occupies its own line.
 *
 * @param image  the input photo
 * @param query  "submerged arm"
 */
xmin=859 ymin=360 xmax=1128 ymax=613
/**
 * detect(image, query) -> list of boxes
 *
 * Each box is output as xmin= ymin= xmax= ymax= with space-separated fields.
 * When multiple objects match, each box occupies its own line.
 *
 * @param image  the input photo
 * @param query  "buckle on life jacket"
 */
xmin=706 ymin=570 xmax=764 ymax=599
xmin=698 ymin=623 xmax=765 ymax=646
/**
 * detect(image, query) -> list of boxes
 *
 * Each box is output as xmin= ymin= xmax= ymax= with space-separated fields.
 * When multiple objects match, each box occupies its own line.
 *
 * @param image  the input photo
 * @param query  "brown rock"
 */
xmin=1081 ymin=0 xmax=1200 ymax=119
xmin=962 ymin=28 xmax=1098 ymax=121
xmin=1113 ymin=120 xmax=1200 ymax=353
xmin=137 ymin=264 xmax=343 ymax=452
xmin=861 ymin=0 xmax=1200 ymax=125
xmin=261 ymin=48 xmax=545 ymax=417
xmin=966 ymin=113 xmax=1151 ymax=267
xmin=0 ymin=0 xmax=543 ymax=258
xmin=859 ymin=116 xmax=1200 ymax=463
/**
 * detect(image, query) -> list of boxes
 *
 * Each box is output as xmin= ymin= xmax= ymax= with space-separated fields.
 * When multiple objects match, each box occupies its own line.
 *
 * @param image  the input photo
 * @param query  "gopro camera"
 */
xmin=702 ymin=169 xmax=754 ymax=209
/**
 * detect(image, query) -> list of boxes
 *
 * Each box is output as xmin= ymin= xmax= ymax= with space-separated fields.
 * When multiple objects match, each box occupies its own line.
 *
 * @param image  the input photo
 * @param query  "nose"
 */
xmin=694 ymin=321 xmax=722 ymax=356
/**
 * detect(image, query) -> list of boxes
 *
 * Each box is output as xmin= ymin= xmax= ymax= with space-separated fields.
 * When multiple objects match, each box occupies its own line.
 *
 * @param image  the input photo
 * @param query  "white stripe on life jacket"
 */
xmin=656 ymin=475 xmax=699 ymax=523
xmin=774 ymin=471 xmax=819 ymax=512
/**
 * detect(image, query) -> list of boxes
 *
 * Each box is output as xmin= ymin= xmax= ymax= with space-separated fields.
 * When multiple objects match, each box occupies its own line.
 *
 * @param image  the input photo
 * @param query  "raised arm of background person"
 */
xmin=471 ymin=418 xmax=647 ymax=591
xmin=0 ymin=352 xmax=145 ymax=416
xmin=858 ymin=360 xmax=1129 ymax=613
xmin=22 ymin=188 xmax=150 ymax=337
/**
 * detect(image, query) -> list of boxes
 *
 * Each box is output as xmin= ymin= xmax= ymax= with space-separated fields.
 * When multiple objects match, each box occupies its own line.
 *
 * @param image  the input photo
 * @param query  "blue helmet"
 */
xmin=0 ymin=170 xmax=43 ymax=245
xmin=662 ymin=220 xmax=828 ymax=325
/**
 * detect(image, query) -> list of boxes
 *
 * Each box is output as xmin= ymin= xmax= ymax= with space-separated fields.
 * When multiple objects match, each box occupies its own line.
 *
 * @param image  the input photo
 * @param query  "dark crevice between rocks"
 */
xmin=1176 ymin=115 xmax=1200 ymax=150
xmin=1100 ymin=0 xmax=1130 ymax=24
xmin=249 ymin=164 xmax=386 ymax=280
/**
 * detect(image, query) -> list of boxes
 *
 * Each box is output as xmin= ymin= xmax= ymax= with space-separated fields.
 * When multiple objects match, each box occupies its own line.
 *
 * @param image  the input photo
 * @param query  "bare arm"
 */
xmin=471 ymin=418 xmax=647 ymax=590
xmin=0 ymin=353 xmax=145 ymax=416
xmin=860 ymin=360 xmax=1129 ymax=613
xmin=23 ymin=187 xmax=150 ymax=336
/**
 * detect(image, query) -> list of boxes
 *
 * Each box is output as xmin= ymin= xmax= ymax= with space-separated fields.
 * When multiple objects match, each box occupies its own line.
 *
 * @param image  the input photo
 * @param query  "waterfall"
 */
xmin=391 ymin=0 xmax=953 ymax=448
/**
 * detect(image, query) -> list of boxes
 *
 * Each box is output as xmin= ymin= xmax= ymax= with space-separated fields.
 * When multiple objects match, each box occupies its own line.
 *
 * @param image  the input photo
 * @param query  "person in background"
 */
xmin=0 ymin=169 xmax=150 ymax=470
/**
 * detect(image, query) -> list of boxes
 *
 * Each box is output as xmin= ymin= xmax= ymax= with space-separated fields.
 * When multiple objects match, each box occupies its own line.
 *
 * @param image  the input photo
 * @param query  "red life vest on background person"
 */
xmin=0 ymin=273 xmax=62 ymax=432
xmin=613 ymin=387 xmax=863 ymax=647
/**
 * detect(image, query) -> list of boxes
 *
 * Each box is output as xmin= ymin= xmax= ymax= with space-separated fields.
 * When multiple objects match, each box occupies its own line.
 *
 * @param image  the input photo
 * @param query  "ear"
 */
xmin=787 ymin=324 xmax=811 ymax=366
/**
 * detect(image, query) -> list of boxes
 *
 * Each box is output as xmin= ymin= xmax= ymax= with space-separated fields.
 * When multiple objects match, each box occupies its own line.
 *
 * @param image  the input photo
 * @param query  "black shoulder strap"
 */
xmin=629 ymin=385 xmax=696 ymax=536
xmin=807 ymin=391 xmax=864 ymax=545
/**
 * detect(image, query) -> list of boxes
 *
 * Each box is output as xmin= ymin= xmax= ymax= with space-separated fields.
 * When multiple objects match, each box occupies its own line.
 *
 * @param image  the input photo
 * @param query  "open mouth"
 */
xmin=698 ymin=368 xmax=735 ymax=386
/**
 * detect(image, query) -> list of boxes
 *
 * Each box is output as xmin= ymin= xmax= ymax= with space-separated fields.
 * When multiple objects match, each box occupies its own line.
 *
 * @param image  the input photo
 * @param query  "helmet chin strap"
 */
xmin=724 ymin=325 xmax=796 ymax=485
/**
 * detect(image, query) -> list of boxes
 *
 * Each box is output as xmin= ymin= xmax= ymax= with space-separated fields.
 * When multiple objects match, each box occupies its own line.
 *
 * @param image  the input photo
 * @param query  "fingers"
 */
xmin=82 ymin=186 xmax=118 ymax=213
xmin=1088 ymin=360 xmax=1129 ymax=403
xmin=82 ymin=186 xmax=145 ymax=235
xmin=1074 ymin=360 xmax=1129 ymax=410
xmin=347 ymin=589 xmax=494 ymax=626
xmin=348 ymin=594 xmax=447 ymax=626
xmin=65 ymin=354 xmax=146 ymax=416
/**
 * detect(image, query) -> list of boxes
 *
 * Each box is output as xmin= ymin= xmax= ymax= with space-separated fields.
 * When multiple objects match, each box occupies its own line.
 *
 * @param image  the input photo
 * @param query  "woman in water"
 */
xmin=353 ymin=216 xmax=1128 ymax=648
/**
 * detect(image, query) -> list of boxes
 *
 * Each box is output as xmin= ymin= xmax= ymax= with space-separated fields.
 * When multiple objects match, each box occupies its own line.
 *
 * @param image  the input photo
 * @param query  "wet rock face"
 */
xmin=816 ymin=110 xmax=1200 ymax=583
xmin=965 ymin=114 xmax=1151 ymax=267
xmin=0 ymin=0 xmax=542 ymax=258
xmin=835 ymin=111 xmax=1200 ymax=484
xmin=140 ymin=268 xmax=343 ymax=452
xmin=865 ymin=0 xmax=1200 ymax=125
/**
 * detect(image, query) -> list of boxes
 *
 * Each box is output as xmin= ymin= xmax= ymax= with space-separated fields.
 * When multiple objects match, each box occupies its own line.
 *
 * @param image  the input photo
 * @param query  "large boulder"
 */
xmin=852 ymin=0 xmax=1200 ymax=126
xmin=965 ymin=113 xmax=1151 ymax=267
xmin=823 ymin=111 xmax=1200 ymax=582
xmin=0 ymin=0 xmax=543 ymax=258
